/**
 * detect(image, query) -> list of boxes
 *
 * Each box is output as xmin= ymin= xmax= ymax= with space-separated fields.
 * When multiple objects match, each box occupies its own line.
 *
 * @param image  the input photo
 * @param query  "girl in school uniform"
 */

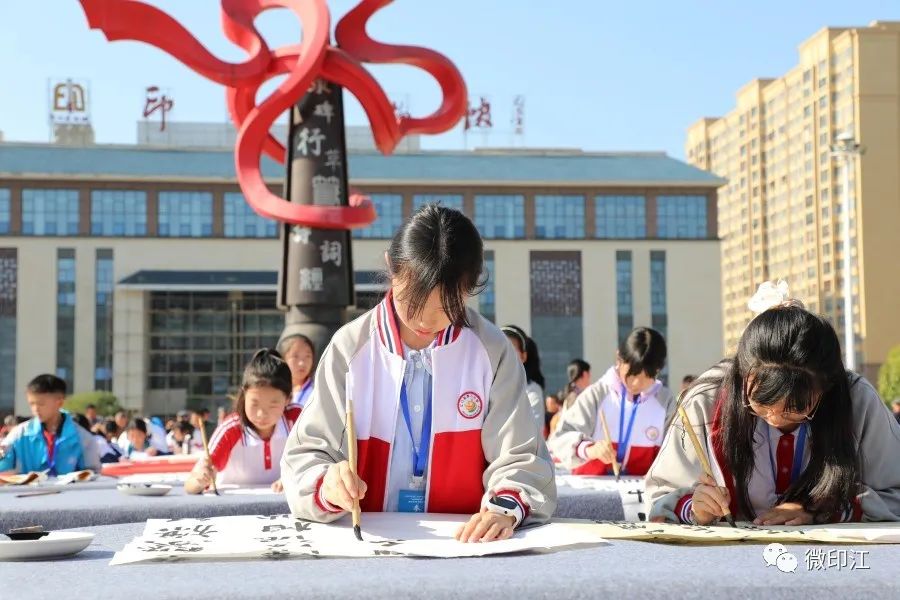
xmin=281 ymin=204 xmax=556 ymax=543
xmin=185 ymin=349 xmax=302 ymax=494
xmin=502 ymin=325 xmax=546 ymax=437
xmin=279 ymin=332 xmax=316 ymax=408
xmin=549 ymin=328 xmax=673 ymax=476
xmin=122 ymin=418 xmax=166 ymax=459
xmin=647 ymin=303 xmax=900 ymax=525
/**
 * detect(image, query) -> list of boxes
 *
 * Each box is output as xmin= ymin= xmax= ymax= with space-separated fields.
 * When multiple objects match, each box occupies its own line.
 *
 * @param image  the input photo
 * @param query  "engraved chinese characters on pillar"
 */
xmin=280 ymin=79 xmax=354 ymax=307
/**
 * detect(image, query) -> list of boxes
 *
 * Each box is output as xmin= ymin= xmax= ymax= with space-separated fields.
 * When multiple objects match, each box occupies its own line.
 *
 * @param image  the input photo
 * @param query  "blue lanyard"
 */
xmin=294 ymin=380 xmax=313 ymax=406
xmin=399 ymin=380 xmax=432 ymax=478
xmin=766 ymin=423 xmax=807 ymax=486
xmin=616 ymin=384 xmax=641 ymax=470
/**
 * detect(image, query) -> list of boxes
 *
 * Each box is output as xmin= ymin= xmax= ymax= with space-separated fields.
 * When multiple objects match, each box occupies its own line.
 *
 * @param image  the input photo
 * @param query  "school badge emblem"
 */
xmin=457 ymin=391 xmax=483 ymax=419
xmin=645 ymin=426 xmax=660 ymax=441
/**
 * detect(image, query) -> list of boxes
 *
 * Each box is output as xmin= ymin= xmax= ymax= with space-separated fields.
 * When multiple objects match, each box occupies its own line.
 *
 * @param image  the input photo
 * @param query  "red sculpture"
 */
xmin=79 ymin=0 xmax=468 ymax=229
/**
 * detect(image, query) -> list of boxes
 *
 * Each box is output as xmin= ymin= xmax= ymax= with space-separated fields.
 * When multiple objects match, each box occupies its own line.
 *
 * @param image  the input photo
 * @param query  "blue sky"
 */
xmin=2 ymin=1 xmax=899 ymax=158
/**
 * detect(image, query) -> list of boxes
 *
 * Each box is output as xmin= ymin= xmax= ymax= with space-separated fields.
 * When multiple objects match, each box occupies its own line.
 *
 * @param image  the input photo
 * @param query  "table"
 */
xmin=0 ymin=483 xmax=624 ymax=531
xmin=4 ymin=521 xmax=899 ymax=599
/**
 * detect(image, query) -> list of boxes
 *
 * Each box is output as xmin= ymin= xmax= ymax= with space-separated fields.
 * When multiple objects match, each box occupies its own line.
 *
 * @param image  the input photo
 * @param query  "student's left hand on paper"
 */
xmin=454 ymin=509 xmax=516 ymax=543
xmin=145 ymin=447 xmax=159 ymax=457
xmin=271 ymin=479 xmax=284 ymax=493
xmin=753 ymin=502 xmax=814 ymax=526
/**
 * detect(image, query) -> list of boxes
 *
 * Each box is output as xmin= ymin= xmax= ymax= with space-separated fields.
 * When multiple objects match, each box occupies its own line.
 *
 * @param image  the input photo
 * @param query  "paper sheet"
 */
xmin=568 ymin=520 xmax=900 ymax=545
xmin=110 ymin=513 xmax=607 ymax=565
xmin=556 ymin=475 xmax=647 ymax=521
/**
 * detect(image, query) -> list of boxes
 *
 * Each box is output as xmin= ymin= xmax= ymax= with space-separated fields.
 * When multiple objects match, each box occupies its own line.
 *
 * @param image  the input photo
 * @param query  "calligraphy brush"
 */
xmin=677 ymin=403 xmax=736 ymax=528
xmin=198 ymin=414 xmax=219 ymax=496
xmin=345 ymin=375 xmax=363 ymax=542
xmin=597 ymin=409 xmax=621 ymax=482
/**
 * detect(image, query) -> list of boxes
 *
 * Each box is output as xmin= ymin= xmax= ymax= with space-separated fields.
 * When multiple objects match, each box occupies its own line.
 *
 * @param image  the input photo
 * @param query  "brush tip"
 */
xmin=353 ymin=525 xmax=363 ymax=541
xmin=726 ymin=515 xmax=737 ymax=528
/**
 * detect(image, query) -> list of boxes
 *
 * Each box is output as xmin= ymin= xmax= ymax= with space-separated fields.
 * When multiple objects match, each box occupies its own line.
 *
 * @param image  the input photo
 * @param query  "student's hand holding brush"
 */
xmin=691 ymin=473 xmax=732 ymax=525
xmin=322 ymin=461 xmax=367 ymax=512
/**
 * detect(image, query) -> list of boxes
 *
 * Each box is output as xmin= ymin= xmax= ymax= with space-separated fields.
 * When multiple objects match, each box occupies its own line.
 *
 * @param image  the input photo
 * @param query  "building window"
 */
xmin=56 ymin=249 xmax=76 ymax=390
xmin=412 ymin=194 xmax=464 ymax=214
xmin=148 ymin=292 xmax=284 ymax=406
xmin=650 ymin=250 xmax=668 ymax=386
xmin=535 ymin=195 xmax=584 ymax=239
xmin=657 ymin=195 xmax=708 ymax=239
xmin=22 ymin=189 xmax=79 ymax=236
xmin=0 ymin=190 xmax=10 ymax=234
xmin=91 ymin=190 xmax=147 ymax=236
xmin=530 ymin=251 xmax=582 ymax=395
xmin=224 ymin=192 xmax=277 ymax=238
xmin=595 ymin=195 xmax=646 ymax=238
xmin=616 ymin=250 xmax=633 ymax=344
xmin=158 ymin=191 xmax=213 ymax=237
xmin=95 ymin=250 xmax=114 ymax=391
xmin=474 ymin=195 xmax=525 ymax=239
xmin=480 ymin=250 xmax=495 ymax=323
xmin=0 ymin=249 xmax=16 ymax=412
xmin=354 ymin=193 xmax=403 ymax=239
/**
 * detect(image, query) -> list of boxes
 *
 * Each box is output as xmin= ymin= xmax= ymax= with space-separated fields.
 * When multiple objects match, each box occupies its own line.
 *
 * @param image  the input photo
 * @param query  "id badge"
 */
xmin=398 ymin=489 xmax=425 ymax=513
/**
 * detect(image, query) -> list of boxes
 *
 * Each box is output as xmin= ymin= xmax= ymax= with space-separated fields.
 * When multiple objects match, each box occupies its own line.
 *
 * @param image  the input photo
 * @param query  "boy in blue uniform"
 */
xmin=0 ymin=375 xmax=100 ymax=475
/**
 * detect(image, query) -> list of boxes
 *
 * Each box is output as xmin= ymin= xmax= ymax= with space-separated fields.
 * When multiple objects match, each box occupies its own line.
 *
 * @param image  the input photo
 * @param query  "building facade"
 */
xmin=0 ymin=142 xmax=723 ymax=415
xmin=686 ymin=20 xmax=900 ymax=381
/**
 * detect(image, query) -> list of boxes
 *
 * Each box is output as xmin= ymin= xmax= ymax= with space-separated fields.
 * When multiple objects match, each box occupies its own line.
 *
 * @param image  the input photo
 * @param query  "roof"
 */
xmin=0 ymin=142 xmax=725 ymax=187
xmin=118 ymin=269 xmax=384 ymax=292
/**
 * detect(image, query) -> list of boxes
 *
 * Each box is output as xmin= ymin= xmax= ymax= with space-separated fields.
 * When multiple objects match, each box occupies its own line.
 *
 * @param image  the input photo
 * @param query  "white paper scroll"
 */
xmin=566 ymin=520 xmax=900 ymax=545
xmin=556 ymin=475 xmax=647 ymax=521
xmin=110 ymin=513 xmax=607 ymax=565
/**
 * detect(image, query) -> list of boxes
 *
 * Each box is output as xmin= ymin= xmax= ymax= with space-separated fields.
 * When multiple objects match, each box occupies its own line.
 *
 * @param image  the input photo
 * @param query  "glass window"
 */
xmin=91 ymin=190 xmax=147 ymax=236
xmin=650 ymin=250 xmax=668 ymax=385
xmin=595 ymin=196 xmax=646 ymax=238
xmin=158 ymin=191 xmax=213 ymax=237
xmin=56 ymin=249 xmax=76 ymax=390
xmin=474 ymin=195 xmax=525 ymax=239
xmin=0 ymin=249 xmax=17 ymax=412
xmin=224 ymin=192 xmax=277 ymax=238
xmin=95 ymin=249 xmax=114 ymax=391
xmin=616 ymin=250 xmax=633 ymax=344
xmin=22 ymin=189 xmax=79 ymax=236
xmin=147 ymin=291 xmax=283 ymax=406
xmin=534 ymin=195 xmax=584 ymax=239
xmin=0 ymin=190 xmax=10 ymax=234
xmin=412 ymin=194 xmax=463 ymax=213
xmin=480 ymin=250 xmax=495 ymax=323
xmin=657 ymin=195 xmax=708 ymax=239
xmin=354 ymin=194 xmax=403 ymax=239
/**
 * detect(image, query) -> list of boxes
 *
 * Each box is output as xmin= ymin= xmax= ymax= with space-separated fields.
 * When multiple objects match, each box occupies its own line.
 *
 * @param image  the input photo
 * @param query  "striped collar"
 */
xmin=376 ymin=290 xmax=462 ymax=358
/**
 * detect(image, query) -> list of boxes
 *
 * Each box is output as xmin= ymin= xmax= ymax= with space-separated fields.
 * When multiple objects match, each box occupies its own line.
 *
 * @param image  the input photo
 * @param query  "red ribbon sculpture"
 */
xmin=79 ymin=0 xmax=468 ymax=229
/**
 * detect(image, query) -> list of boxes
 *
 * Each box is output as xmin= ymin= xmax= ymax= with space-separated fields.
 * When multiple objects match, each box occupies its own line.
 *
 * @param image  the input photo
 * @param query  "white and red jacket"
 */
xmin=549 ymin=366 xmax=673 ymax=476
xmin=205 ymin=405 xmax=302 ymax=487
xmin=647 ymin=366 xmax=900 ymax=523
xmin=281 ymin=293 xmax=556 ymax=525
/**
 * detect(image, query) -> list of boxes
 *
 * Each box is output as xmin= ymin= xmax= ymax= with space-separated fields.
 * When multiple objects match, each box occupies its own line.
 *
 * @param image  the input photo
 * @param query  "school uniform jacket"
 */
xmin=0 ymin=412 xmax=101 ymax=474
xmin=646 ymin=366 xmax=900 ymax=523
xmin=548 ymin=366 xmax=674 ymax=476
xmin=280 ymin=294 xmax=557 ymax=525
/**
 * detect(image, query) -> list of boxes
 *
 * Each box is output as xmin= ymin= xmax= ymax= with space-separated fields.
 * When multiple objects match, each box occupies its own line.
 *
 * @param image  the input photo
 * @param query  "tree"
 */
xmin=64 ymin=391 xmax=121 ymax=417
xmin=878 ymin=345 xmax=900 ymax=406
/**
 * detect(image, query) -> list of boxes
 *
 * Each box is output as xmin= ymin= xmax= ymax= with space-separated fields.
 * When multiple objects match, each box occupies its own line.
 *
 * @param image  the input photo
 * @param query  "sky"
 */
xmin=2 ymin=1 xmax=900 ymax=159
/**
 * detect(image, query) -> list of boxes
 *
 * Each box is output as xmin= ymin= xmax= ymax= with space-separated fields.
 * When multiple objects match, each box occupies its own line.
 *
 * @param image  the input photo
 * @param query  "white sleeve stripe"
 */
xmin=680 ymin=498 xmax=693 ymax=524
xmin=576 ymin=440 xmax=593 ymax=460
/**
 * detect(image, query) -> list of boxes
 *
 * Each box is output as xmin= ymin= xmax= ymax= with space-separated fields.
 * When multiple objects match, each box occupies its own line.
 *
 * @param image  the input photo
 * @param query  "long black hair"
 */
xmin=712 ymin=306 xmax=858 ymax=518
xmin=234 ymin=349 xmax=293 ymax=432
xmin=387 ymin=203 xmax=486 ymax=328
xmin=501 ymin=325 xmax=546 ymax=389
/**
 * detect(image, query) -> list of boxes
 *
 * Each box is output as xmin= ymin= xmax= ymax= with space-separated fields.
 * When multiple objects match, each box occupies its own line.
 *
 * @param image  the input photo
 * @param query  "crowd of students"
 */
xmin=2 ymin=203 xmax=900 ymax=542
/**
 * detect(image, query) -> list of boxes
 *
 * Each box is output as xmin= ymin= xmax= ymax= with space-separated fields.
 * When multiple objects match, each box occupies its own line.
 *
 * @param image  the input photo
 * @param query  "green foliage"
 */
xmin=878 ymin=345 xmax=900 ymax=406
xmin=63 ymin=391 xmax=121 ymax=417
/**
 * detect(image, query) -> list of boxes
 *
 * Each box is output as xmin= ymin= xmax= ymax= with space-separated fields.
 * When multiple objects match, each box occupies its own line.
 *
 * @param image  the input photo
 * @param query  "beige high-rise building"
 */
xmin=687 ymin=20 xmax=900 ymax=381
